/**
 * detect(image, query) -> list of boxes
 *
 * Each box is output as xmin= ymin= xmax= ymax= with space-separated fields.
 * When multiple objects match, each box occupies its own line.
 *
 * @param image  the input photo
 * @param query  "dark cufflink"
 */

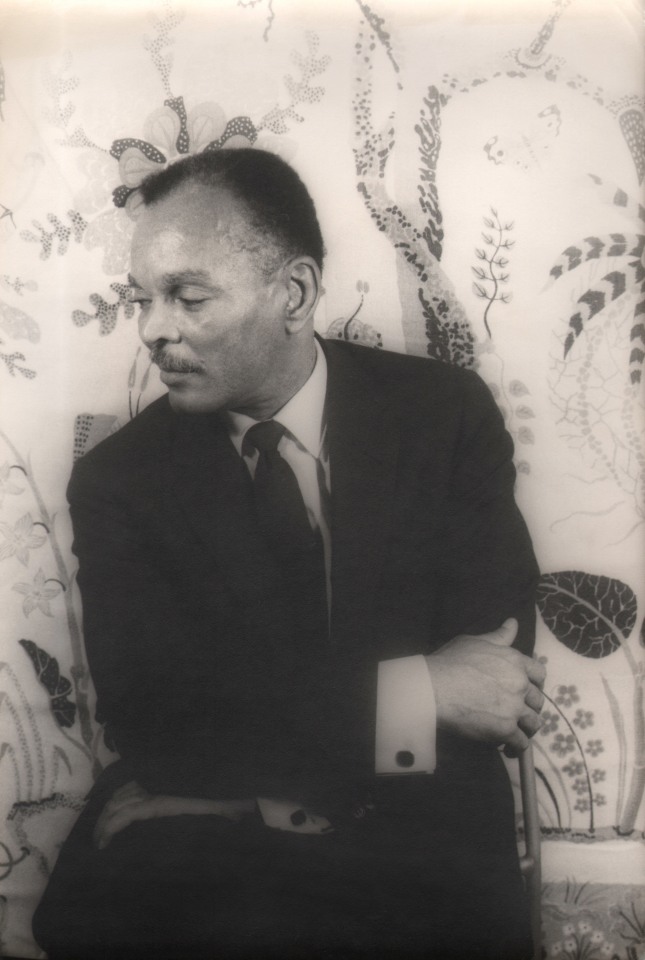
xmin=395 ymin=750 xmax=415 ymax=768
xmin=290 ymin=809 xmax=307 ymax=826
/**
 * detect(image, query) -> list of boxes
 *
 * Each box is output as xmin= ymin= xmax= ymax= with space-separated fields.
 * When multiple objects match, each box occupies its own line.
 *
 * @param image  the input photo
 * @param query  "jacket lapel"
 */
xmin=165 ymin=340 xmax=399 ymax=645
xmin=323 ymin=340 xmax=399 ymax=644
xmin=168 ymin=411 xmax=283 ymax=610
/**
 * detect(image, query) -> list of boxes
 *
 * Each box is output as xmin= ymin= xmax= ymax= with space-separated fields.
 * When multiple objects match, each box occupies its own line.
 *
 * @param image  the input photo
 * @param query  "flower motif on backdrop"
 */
xmin=110 ymin=97 xmax=260 ymax=218
xmin=12 ymin=569 xmax=62 ymax=619
xmin=326 ymin=281 xmax=384 ymax=349
xmin=535 ymin=571 xmax=642 ymax=834
xmin=541 ymin=884 xmax=645 ymax=960
xmin=0 ymin=514 xmax=47 ymax=567
xmin=14 ymin=6 xmax=330 ymax=339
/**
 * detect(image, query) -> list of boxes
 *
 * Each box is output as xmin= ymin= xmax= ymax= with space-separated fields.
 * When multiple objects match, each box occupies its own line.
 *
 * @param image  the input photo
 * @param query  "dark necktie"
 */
xmin=244 ymin=420 xmax=328 ymax=637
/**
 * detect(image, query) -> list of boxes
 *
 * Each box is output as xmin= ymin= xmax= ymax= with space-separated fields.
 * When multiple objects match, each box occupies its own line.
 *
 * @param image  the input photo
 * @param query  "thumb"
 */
xmin=486 ymin=617 xmax=519 ymax=646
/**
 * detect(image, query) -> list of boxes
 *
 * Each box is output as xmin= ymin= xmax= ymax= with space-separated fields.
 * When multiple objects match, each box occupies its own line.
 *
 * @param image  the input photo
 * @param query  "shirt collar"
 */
xmin=224 ymin=338 xmax=327 ymax=459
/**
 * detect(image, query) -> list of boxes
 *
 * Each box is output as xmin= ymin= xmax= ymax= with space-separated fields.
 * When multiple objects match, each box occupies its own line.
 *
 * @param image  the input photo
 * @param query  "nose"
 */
xmin=138 ymin=300 xmax=181 ymax=348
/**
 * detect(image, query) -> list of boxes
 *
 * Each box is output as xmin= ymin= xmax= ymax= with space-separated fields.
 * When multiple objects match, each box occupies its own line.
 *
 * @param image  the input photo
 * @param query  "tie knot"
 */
xmin=244 ymin=420 xmax=286 ymax=456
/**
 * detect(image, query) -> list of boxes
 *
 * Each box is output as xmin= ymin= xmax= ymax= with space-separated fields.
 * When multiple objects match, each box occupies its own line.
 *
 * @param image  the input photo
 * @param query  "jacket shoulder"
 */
xmin=323 ymin=339 xmax=490 ymax=407
xmin=70 ymin=395 xmax=174 ymax=487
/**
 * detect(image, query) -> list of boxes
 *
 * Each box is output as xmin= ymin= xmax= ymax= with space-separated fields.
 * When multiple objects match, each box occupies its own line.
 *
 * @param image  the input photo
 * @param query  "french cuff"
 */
xmin=375 ymin=655 xmax=437 ymax=775
xmin=256 ymin=797 xmax=333 ymax=834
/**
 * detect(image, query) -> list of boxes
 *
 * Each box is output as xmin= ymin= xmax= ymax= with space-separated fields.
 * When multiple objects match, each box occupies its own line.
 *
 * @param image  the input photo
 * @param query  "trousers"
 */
xmin=33 ymin=783 xmax=531 ymax=960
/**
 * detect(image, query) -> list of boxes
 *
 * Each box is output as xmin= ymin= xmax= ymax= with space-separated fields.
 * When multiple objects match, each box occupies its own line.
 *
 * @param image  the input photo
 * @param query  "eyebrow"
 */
xmin=127 ymin=270 xmax=213 ymax=288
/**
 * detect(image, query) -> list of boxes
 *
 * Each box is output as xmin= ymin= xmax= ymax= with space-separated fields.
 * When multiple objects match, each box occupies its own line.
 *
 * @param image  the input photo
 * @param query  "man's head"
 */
xmin=129 ymin=148 xmax=324 ymax=418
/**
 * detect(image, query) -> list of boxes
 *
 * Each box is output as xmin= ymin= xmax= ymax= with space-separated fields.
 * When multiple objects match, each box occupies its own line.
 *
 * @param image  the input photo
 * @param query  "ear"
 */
xmin=283 ymin=256 xmax=321 ymax=334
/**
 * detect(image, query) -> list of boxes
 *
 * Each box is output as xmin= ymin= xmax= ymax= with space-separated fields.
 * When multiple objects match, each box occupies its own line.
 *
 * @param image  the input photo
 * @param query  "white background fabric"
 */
xmin=0 ymin=1 xmax=643 ymax=955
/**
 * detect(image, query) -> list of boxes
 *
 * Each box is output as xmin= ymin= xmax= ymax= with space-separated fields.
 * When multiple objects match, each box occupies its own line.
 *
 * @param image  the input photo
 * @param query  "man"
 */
xmin=34 ymin=148 xmax=544 ymax=959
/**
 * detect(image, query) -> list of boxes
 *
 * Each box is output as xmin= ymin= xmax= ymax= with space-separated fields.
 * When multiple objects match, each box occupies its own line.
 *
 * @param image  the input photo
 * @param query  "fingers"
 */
xmin=525 ymin=657 xmax=546 ymax=688
xmin=501 ymin=727 xmax=530 ymax=757
xmin=503 ymin=741 xmax=527 ymax=759
xmin=501 ymin=695 xmax=543 ymax=757
xmin=93 ymin=790 xmax=256 ymax=851
xmin=524 ymin=683 xmax=545 ymax=713
xmin=518 ymin=710 xmax=543 ymax=737
xmin=96 ymin=797 xmax=162 ymax=850
xmin=93 ymin=782 xmax=153 ymax=850
xmin=483 ymin=618 xmax=519 ymax=647
xmin=111 ymin=781 xmax=148 ymax=804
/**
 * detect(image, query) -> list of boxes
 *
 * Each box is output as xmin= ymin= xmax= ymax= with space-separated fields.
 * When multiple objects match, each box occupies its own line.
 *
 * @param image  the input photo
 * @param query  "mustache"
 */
xmin=150 ymin=348 xmax=204 ymax=374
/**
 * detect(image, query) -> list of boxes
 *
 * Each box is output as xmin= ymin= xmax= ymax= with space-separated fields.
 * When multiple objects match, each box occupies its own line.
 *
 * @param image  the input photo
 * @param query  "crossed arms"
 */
xmin=68 ymin=362 xmax=544 ymax=848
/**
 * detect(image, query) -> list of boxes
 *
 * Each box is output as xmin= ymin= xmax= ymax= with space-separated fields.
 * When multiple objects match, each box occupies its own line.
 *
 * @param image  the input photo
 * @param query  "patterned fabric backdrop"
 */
xmin=0 ymin=1 xmax=643 ymax=956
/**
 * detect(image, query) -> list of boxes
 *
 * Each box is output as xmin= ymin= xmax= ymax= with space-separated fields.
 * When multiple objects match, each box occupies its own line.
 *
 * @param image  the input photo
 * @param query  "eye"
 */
xmin=178 ymin=297 xmax=207 ymax=310
xmin=129 ymin=297 xmax=151 ymax=309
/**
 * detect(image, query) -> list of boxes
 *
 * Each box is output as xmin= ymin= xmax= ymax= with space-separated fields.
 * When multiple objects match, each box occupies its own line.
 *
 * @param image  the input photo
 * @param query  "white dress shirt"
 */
xmin=223 ymin=340 xmax=436 ymax=829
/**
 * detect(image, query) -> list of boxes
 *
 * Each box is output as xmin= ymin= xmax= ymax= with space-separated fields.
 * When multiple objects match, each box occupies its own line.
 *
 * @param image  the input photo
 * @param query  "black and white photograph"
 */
xmin=0 ymin=1 xmax=643 ymax=957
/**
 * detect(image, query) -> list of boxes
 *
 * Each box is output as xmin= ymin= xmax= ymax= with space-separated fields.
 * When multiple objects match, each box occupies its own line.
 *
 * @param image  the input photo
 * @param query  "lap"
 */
xmin=33 ymin=794 xmax=530 ymax=960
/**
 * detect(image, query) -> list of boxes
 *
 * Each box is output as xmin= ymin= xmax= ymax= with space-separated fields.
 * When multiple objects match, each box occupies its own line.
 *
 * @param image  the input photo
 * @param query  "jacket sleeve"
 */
xmin=324 ymin=364 xmax=539 ymax=787
xmin=67 ymin=453 xmax=221 ymax=797
xmin=432 ymin=369 xmax=539 ymax=655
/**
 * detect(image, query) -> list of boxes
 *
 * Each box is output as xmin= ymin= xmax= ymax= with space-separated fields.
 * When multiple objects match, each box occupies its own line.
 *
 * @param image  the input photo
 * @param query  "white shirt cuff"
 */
xmin=256 ymin=797 xmax=333 ymax=834
xmin=375 ymin=655 xmax=437 ymax=775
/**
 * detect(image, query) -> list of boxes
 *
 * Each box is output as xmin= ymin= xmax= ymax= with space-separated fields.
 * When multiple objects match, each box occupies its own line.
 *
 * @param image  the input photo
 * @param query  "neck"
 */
xmin=235 ymin=339 xmax=318 ymax=421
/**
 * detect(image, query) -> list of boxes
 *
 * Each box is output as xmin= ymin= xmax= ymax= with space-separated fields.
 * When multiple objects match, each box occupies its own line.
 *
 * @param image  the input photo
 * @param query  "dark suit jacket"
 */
xmin=66 ymin=338 xmax=538 ymax=852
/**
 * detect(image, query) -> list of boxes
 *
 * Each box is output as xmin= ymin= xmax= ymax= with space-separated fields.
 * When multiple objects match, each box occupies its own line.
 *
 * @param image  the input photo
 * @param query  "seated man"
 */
xmin=34 ymin=148 xmax=544 ymax=959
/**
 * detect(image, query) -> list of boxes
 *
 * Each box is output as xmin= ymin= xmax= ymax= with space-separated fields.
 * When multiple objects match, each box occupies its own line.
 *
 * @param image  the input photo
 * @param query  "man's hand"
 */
xmin=425 ymin=618 xmax=546 ymax=756
xmin=93 ymin=781 xmax=255 ymax=850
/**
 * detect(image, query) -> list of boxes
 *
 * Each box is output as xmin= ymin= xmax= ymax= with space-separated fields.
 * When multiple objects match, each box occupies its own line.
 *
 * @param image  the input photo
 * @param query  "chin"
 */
xmin=166 ymin=386 xmax=224 ymax=415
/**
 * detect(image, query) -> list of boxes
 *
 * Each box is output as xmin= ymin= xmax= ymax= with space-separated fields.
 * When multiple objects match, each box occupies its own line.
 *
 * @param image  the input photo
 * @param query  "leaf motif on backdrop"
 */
xmin=73 ymin=414 xmax=121 ymax=461
xmin=19 ymin=639 xmax=77 ymax=729
xmin=563 ymin=270 xmax=629 ymax=355
xmin=536 ymin=571 xmax=637 ymax=658
xmin=0 ymin=461 xmax=25 ymax=504
xmin=20 ymin=210 xmax=87 ymax=260
xmin=615 ymin=102 xmax=645 ymax=185
xmin=547 ymin=177 xmax=645 ymax=384
xmin=509 ymin=380 xmax=529 ymax=397
xmin=515 ymin=405 xmax=535 ymax=419
xmin=0 ymin=301 xmax=40 ymax=343
xmin=471 ymin=208 xmax=514 ymax=338
xmin=325 ymin=317 xmax=383 ymax=349
xmin=83 ymin=210 xmax=135 ymax=276
xmin=352 ymin=16 xmax=476 ymax=367
xmin=585 ymin=174 xmax=645 ymax=224
xmin=0 ymin=344 xmax=36 ymax=379
xmin=0 ymin=301 xmax=40 ymax=380
xmin=31 ymin=18 xmax=329 ymax=335
xmin=72 ymin=283 xmax=136 ymax=337
xmin=417 ymin=88 xmax=443 ymax=261
xmin=547 ymin=234 xmax=645 ymax=285
xmin=259 ymin=32 xmax=331 ymax=135
xmin=0 ymin=276 xmax=38 ymax=297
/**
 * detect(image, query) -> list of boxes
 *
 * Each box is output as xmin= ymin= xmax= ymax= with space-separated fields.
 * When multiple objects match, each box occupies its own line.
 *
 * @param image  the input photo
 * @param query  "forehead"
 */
xmin=130 ymin=184 xmax=255 ymax=276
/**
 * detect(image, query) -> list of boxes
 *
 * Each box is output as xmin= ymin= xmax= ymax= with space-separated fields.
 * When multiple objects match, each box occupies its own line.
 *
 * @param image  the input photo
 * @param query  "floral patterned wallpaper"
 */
xmin=0 ymin=1 xmax=643 ymax=957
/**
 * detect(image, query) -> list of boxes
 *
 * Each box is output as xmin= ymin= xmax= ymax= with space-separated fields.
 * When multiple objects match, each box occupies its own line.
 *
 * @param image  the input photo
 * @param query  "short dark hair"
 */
xmin=138 ymin=148 xmax=325 ymax=272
